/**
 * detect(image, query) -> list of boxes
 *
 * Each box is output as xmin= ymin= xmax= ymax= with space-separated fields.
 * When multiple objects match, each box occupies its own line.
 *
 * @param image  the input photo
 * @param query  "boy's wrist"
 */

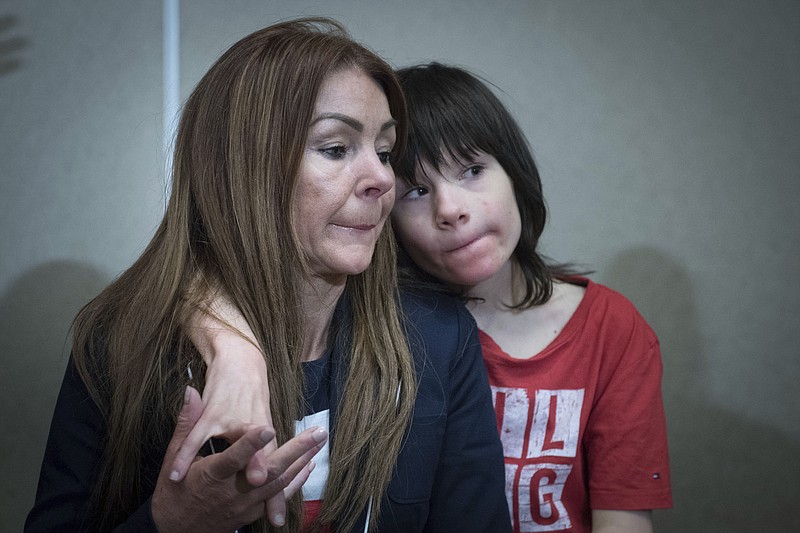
xmin=208 ymin=333 xmax=266 ymax=368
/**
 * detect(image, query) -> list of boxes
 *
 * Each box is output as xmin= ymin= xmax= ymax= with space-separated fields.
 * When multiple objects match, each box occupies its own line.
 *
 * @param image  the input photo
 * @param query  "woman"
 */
xmin=26 ymin=20 xmax=509 ymax=533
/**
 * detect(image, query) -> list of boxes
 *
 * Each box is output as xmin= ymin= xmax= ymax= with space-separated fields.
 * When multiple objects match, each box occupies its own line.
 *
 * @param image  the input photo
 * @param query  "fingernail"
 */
xmin=169 ymin=470 xmax=180 ymax=482
xmin=308 ymin=460 xmax=316 ymax=473
xmin=183 ymin=386 xmax=190 ymax=405
xmin=251 ymin=469 xmax=267 ymax=485
xmin=273 ymin=513 xmax=285 ymax=526
xmin=312 ymin=427 xmax=328 ymax=443
xmin=259 ymin=428 xmax=273 ymax=443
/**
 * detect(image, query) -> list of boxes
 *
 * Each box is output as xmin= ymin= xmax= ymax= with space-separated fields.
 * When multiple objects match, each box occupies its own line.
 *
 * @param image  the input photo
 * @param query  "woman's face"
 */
xmin=293 ymin=68 xmax=397 ymax=281
xmin=391 ymin=152 xmax=521 ymax=288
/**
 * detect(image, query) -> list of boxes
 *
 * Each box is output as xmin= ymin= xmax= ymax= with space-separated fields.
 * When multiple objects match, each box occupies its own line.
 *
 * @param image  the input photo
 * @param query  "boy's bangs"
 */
xmin=396 ymin=105 xmax=497 ymax=184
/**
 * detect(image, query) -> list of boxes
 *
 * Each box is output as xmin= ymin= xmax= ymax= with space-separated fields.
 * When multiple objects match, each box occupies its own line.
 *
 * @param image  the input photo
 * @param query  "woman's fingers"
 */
xmin=264 ymin=427 xmax=327 ymax=484
xmin=265 ymin=491 xmax=288 ymax=527
xmin=245 ymin=438 xmax=278 ymax=486
xmin=244 ymin=426 xmax=327 ymax=483
xmin=155 ymin=413 xmax=327 ymax=531
xmin=204 ymin=427 xmax=275 ymax=483
xmin=284 ymin=460 xmax=316 ymax=499
xmin=245 ymin=427 xmax=324 ymax=527
xmin=250 ymin=426 xmax=327 ymax=500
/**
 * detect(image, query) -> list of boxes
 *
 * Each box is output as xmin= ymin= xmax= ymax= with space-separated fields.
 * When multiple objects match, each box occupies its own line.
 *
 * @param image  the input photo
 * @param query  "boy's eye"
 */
xmin=378 ymin=151 xmax=392 ymax=165
xmin=464 ymin=165 xmax=484 ymax=179
xmin=320 ymin=145 xmax=348 ymax=159
xmin=401 ymin=185 xmax=429 ymax=200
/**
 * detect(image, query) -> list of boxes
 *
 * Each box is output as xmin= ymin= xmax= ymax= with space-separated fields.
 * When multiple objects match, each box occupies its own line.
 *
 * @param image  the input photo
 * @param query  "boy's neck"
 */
xmin=465 ymin=260 xmax=522 ymax=309
xmin=467 ymin=267 xmax=587 ymax=359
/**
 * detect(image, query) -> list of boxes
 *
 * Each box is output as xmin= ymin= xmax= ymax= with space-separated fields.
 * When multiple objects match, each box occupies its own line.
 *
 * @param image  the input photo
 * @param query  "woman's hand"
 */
xmin=153 ymin=387 xmax=326 ymax=532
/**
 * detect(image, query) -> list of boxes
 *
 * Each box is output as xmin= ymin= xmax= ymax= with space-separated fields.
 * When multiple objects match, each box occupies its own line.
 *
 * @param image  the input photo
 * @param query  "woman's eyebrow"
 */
xmin=380 ymin=118 xmax=398 ymax=132
xmin=310 ymin=113 xmax=397 ymax=133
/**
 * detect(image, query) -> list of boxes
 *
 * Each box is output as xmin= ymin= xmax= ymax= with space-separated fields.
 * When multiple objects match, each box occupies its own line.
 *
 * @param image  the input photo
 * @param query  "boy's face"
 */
xmin=391 ymin=151 xmax=521 ymax=288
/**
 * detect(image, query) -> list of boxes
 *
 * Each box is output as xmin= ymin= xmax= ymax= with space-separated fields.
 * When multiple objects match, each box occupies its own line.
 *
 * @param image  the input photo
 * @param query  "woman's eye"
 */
xmin=320 ymin=145 xmax=348 ymax=159
xmin=377 ymin=151 xmax=392 ymax=165
xmin=402 ymin=186 xmax=428 ymax=200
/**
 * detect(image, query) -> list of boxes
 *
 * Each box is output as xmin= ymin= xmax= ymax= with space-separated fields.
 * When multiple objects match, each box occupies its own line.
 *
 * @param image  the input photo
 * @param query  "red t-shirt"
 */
xmin=481 ymin=279 xmax=672 ymax=532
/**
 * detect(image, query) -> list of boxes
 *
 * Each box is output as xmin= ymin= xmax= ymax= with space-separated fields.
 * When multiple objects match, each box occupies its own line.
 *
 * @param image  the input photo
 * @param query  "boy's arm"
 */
xmin=174 ymin=293 xmax=287 ymax=526
xmin=592 ymin=510 xmax=653 ymax=533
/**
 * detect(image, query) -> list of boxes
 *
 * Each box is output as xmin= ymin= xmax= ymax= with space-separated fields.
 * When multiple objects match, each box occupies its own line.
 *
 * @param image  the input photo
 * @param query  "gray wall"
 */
xmin=2 ymin=1 xmax=798 ymax=530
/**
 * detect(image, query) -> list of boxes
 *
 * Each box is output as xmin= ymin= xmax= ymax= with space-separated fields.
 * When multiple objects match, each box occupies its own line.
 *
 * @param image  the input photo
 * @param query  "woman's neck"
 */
xmin=299 ymin=275 xmax=346 ymax=362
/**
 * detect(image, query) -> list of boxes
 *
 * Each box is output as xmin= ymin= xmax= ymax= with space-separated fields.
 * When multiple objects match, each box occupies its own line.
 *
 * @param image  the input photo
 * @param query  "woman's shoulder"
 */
xmin=398 ymin=288 xmax=478 ymax=360
xmin=398 ymin=287 xmax=472 ymax=324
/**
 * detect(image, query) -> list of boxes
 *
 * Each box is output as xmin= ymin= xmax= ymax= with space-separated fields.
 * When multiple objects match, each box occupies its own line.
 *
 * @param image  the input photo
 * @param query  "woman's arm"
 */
xmin=426 ymin=313 xmax=512 ymax=532
xmin=26 ymin=361 xmax=326 ymax=532
xmin=396 ymin=294 xmax=511 ymax=532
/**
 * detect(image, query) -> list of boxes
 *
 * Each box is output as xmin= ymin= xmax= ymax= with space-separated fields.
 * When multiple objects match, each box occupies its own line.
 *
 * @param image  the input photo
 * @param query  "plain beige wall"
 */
xmin=2 ymin=1 xmax=798 ymax=530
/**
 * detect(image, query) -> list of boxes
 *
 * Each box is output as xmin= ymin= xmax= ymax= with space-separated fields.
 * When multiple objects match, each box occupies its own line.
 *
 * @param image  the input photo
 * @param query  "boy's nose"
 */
xmin=435 ymin=186 xmax=469 ymax=227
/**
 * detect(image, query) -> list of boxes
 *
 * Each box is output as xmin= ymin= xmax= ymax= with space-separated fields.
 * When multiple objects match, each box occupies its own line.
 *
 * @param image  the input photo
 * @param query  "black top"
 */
xmin=25 ymin=289 xmax=511 ymax=532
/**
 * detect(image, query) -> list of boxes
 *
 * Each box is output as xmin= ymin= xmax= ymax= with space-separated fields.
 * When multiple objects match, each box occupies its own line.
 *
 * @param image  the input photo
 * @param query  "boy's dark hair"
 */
xmin=395 ymin=62 xmax=578 ymax=307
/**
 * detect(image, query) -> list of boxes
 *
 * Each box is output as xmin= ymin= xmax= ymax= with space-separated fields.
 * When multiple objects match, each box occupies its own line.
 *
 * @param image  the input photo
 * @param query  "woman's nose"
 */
xmin=357 ymin=151 xmax=395 ymax=199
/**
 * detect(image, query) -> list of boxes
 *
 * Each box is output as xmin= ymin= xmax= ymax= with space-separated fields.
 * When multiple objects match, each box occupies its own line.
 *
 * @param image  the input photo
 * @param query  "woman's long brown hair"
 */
xmin=71 ymin=18 xmax=415 ymax=533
